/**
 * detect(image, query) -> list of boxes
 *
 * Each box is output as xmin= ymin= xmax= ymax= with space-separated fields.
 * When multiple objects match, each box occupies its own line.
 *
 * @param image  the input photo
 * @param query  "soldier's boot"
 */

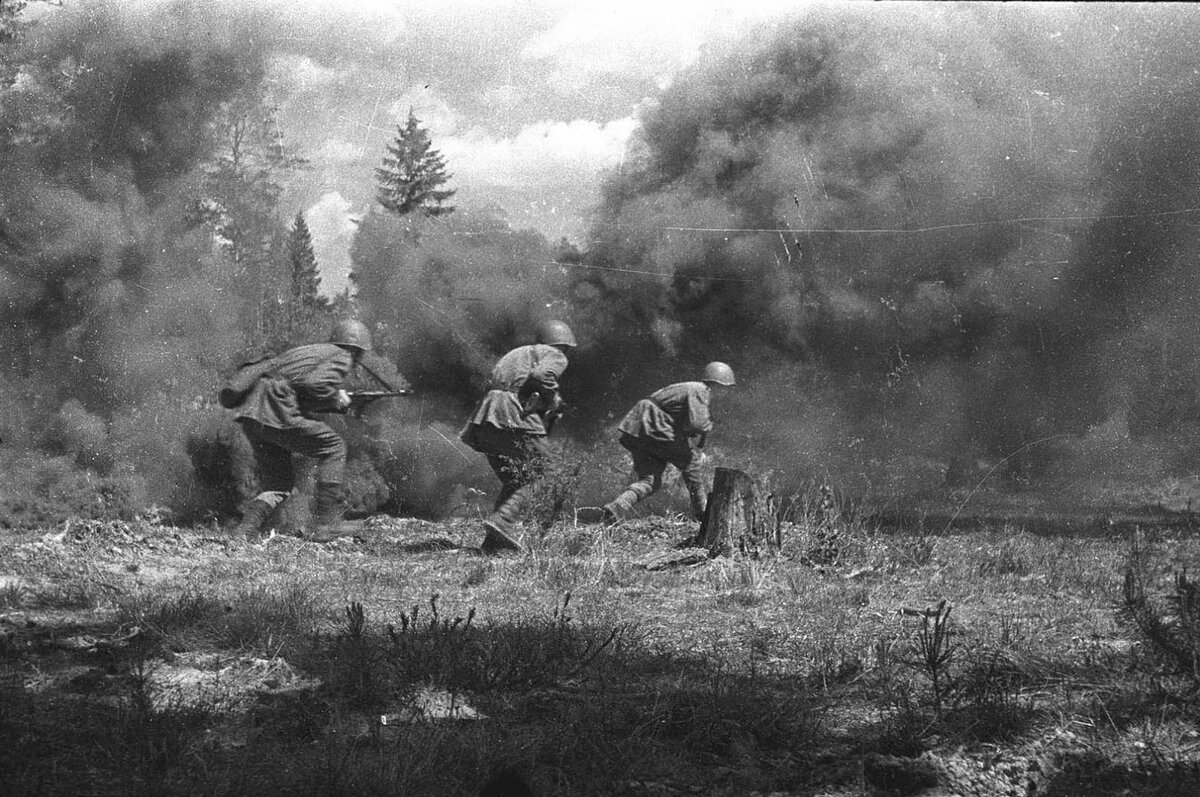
xmin=307 ymin=482 xmax=360 ymax=542
xmin=480 ymin=517 xmax=523 ymax=555
xmin=234 ymin=499 xmax=274 ymax=542
xmin=602 ymin=490 xmax=639 ymax=525
xmin=480 ymin=491 xmax=525 ymax=555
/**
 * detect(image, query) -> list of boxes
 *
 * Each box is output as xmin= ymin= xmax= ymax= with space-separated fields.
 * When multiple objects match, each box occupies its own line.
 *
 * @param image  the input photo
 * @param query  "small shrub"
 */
xmin=0 ymin=581 xmax=29 ymax=610
xmin=954 ymin=648 xmax=1040 ymax=742
xmin=1120 ymin=530 xmax=1200 ymax=685
xmin=315 ymin=593 xmax=629 ymax=710
xmin=115 ymin=660 xmax=216 ymax=777
xmin=774 ymin=481 xmax=876 ymax=568
xmin=117 ymin=581 xmax=324 ymax=653
xmin=898 ymin=600 xmax=957 ymax=714
xmin=521 ymin=452 xmax=585 ymax=534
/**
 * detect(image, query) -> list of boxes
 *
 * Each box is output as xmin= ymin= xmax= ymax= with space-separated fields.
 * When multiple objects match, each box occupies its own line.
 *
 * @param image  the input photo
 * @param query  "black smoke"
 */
xmin=0 ymin=1 xmax=271 ymax=521
xmin=567 ymin=4 xmax=1200 ymax=502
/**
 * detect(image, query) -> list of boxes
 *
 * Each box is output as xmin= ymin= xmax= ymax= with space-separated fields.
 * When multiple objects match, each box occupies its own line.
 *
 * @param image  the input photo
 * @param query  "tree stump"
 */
xmin=697 ymin=467 xmax=777 ymax=557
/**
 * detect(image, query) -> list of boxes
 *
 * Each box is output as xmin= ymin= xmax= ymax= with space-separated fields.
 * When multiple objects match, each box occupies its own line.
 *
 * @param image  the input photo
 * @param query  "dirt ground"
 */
xmin=3 ymin=509 xmax=1200 ymax=796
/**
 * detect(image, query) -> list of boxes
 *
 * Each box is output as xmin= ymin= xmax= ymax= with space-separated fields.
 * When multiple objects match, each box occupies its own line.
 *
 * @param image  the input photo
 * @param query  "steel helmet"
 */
xmin=701 ymin=361 xmax=736 ymax=386
xmin=330 ymin=318 xmax=373 ymax=352
xmin=536 ymin=319 xmax=577 ymax=348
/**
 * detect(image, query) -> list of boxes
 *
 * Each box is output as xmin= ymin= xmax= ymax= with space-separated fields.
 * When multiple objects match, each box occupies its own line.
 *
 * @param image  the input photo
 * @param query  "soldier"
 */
xmin=460 ymin=320 xmax=576 ymax=554
xmin=230 ymin=319 xmax=372 ymax=542
xmin=602 ymin=361 xmax=736 ymax=523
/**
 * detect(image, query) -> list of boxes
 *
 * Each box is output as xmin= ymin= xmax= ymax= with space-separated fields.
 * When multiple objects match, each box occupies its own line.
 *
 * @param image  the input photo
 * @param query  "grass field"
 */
xmin=3 ymin=497 xmax=1200 ymax=796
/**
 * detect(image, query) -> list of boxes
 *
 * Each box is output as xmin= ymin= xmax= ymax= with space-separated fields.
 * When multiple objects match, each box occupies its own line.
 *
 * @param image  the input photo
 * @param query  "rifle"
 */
xmin=346 ymin=390 xmax=413 ymax=417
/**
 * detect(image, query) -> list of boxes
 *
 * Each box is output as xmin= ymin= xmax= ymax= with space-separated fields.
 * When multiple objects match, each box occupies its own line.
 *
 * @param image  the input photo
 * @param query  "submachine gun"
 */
xmin=346 ymin=389 xmax=413 ymax=416
xmin=347 ymin=355 xmax=415 ymax=416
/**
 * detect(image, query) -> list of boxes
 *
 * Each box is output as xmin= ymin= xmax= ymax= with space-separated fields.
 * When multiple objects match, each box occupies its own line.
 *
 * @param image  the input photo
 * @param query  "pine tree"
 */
xmin=287 ymin=211 xmax=322 ymax=309
xmin=375 ymin=110 xmax=456 ymax=218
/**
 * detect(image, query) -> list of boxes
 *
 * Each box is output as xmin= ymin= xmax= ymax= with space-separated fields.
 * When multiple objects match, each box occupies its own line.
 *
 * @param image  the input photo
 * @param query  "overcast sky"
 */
xmin=233 ymin=0 xmax=810 ymax=294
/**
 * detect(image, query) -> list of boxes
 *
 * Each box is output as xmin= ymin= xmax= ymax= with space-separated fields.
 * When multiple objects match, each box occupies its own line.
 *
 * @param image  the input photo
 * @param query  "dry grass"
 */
xmin=2 ymin=505 xmax=1200 ymax=795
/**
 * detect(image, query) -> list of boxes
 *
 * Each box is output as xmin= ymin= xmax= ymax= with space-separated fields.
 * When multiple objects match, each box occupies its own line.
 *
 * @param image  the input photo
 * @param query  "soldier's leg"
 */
xmin=238 ymin=422 xmax=296 ymax=537
xmin=479 ymin=434 xmax=551 ymax=554
xmin=465 ymin=425 xmax=522 ymax=512
xmin=254 ymin=420 xmax=348 ymax=531
xmin=486 ymin=453 xmax=520 ymax=512
xmin=491 ymin=435 xmax=549 ymax=526
xmin=604 ymin=436 xmax=667 ymax=520
xmin=465 ymin=425 xmax=550 ymax=553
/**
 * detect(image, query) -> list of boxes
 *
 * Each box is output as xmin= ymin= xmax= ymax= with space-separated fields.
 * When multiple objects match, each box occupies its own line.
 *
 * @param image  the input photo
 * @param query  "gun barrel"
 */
xmin=350 ymin=390 xmax=412 ymax=398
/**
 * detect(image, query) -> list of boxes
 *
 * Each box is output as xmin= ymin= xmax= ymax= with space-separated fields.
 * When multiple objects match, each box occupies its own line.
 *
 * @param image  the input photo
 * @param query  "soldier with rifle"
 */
xmin=222 ymin=318 xmax=410 ymax=542
xmin=460 ymin=320 xmax=576 ymax=554
xmin=601 ymin=362 xmax=736 ymax=524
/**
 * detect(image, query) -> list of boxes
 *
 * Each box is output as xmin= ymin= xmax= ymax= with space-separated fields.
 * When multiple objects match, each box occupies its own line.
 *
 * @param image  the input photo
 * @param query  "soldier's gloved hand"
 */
xmin=334 ymin=389 xmax=352 ymax=412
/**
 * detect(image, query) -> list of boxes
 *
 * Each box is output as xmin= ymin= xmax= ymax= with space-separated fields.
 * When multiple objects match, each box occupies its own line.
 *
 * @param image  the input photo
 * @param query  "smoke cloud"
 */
xmin=0 ymin=1 xmax=270 ymax=520
xmin=6 ymin=1 xmax=1200 ymax=524
xmin=568 ymin=4 xmax=1200 ymax=501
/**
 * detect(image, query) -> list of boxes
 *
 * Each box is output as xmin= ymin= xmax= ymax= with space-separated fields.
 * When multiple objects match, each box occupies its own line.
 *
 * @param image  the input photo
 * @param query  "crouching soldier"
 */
xmin=460 ymin=320 xmax=576 ymax=555
xmin=602 ymin=362 xmax=736 ymax=523
xmin=229 ymin=319 xmax=374 ymax=542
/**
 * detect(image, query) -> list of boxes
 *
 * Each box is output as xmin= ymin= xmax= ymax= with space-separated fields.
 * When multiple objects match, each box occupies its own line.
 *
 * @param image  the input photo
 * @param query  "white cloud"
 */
xmin=523 ymin=4 xmax=701 ymax=74
xmin=269 ymin=54 xmax=346 ymax=92
xmin=522 ymin=0 xmax=807 ymax=82
xmin=443 ymin=117 xmax=638 ymax=189
xmin=305 ymin=192 xmax=359 ymax=298
xmin=384 ymin=90 xmax=463 ymax=137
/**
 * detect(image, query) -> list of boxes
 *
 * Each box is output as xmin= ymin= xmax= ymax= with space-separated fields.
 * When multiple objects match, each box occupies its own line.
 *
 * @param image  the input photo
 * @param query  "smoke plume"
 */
xmin=564 ymin=3 xmax=1200 ymax=502
xmin=0 ymin=1 xmax=269 ymax=522
xmin=8 ymin=1 xmax=1200 ymax=525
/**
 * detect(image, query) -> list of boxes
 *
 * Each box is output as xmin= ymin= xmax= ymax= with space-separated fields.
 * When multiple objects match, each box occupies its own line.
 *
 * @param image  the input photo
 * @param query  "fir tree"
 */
xmin=287 ymin=211 xmax=322 ymax=309
xmin=375 ymin=110 xmax=456 ymax=218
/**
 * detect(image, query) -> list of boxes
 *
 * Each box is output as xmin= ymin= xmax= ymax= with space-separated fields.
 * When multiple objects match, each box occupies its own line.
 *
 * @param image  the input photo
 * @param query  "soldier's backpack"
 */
xmin=218 ymin=355 xmax=276 ymax=409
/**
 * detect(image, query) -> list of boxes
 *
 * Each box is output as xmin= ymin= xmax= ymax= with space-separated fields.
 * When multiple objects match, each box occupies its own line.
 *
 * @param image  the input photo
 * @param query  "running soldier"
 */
xmin=229 ymin=319 xmax=373 ymax=542
xmin=460 ymin=320 xmax=576 ymax=554
xmin=602 ymin=362 xmax=736 ymax=523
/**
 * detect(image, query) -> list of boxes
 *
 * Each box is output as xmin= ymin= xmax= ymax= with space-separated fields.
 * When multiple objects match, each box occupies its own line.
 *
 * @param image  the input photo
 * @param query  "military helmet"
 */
xmin=536 ymin=319 xmax=577 ymax=348
xmin=701 ymin=361 xmax=736 ymax=386
xmin=330 ymin=318 xmax=373 ymax=352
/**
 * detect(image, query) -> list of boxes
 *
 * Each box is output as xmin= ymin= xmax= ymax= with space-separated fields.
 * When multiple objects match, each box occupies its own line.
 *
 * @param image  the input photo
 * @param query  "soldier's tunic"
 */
xmin=614 ymin=381 xmax=713 ymax=519
xmin=234 ymin=343 xmax=352 ymax=502
xmin=460 ymin=344 xmax=569 ymax=515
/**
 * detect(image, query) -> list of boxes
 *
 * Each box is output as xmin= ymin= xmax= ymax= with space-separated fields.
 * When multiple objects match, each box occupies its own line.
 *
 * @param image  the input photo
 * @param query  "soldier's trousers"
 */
xmin=462 ymin=423 xmax=551 ymax=523
xmin=615 ymin=433 xmax=708 ymax=519
xmin=238 ymin=418 xmax=347 ymax=507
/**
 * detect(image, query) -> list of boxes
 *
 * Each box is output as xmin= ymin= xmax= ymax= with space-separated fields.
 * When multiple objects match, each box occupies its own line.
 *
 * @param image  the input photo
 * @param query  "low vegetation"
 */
xmin=2 ymin=492 xmax=1200 ymax=796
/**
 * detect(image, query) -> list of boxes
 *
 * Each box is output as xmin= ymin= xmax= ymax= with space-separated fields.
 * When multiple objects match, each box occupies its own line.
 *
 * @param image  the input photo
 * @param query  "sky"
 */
xmin=235 ymin=0 xmax=812 ymax=295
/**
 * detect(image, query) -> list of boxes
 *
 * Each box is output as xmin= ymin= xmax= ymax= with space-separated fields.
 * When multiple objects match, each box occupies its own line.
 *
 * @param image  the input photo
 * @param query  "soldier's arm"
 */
xmin=298 ymin=352 xmax=352 ymax=412
xmin=684 ymin=388 xmax=714 ymax=437
xmin=522 ymin=349 xmax=569 ymax=411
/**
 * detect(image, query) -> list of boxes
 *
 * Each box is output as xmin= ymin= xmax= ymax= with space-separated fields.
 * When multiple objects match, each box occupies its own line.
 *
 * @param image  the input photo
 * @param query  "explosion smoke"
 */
xmin=0 ymin=1 xmax=271 ymax=521
xmin=6 ymin=2 xmax=1200 ymax=525
xmin=567 ymin=3 xmax=1200 ymax=500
